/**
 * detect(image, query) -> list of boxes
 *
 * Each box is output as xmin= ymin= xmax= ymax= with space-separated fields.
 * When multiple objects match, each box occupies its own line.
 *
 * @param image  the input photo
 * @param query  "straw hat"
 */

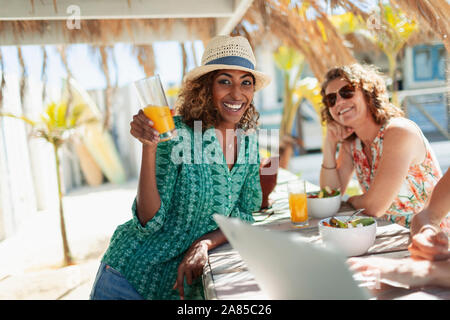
xmin=183 ymin=35 xmax=271 ymax=91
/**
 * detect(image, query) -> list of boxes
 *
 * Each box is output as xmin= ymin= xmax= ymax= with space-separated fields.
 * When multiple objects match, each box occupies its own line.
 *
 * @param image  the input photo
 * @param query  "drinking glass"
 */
xmin=288 ymin=180 xmax=308 ymax=227
xmin=133 ymin=75 xmax=176 ymax=142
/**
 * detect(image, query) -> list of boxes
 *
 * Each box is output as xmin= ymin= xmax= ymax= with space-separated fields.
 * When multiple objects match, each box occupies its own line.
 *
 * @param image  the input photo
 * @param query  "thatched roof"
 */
xmin=1 ymin=0 xmax=448 ymax=123
xmin=233 ymin=0 xmax=447 ymax=82
xmin=234 ymin=0 xmax=369 ymax=82
xmin=0 ymin=18 xmax=214 ymax=128
xmin=0 ymin=18 xmax=215 ymax=46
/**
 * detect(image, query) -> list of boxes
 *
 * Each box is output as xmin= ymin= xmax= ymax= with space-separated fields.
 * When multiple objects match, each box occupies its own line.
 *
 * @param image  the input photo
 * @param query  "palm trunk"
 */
xmin=280 ymin=73 xmax=292 ymax=137
xmin=387 ymin=54 xmax=399 ymax=107
xmin=295 ymin=105 xmax=307 ymax=155
xmin=53 ymin=143 xmax=73 ymax=266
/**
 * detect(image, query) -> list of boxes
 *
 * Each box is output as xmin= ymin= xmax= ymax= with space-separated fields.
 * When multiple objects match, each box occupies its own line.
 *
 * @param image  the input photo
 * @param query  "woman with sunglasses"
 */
xmin=319 ymin=64 xmax=442 ymax=228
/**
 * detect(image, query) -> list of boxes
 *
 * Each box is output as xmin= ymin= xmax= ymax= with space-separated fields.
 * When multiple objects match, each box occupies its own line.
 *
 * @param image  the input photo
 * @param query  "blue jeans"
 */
xmin=90 ymin=262 xmax=144 ymax=300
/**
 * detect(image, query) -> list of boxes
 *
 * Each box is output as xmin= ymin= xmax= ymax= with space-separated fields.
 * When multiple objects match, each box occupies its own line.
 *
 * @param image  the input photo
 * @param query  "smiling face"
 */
xmin=212 ymin=69 xmax=255 ymax=128
xmin=324 ymin=78 xmax=371 ymax=127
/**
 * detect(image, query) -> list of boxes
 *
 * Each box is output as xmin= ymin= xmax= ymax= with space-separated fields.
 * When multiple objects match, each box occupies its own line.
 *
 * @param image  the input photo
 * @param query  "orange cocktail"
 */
xmin=289 ymin=193 xmax=308 ymax=224
xmin=142 ymin=105 xmax=175 ymax=141
xmin=288 ymin=180 xmax=309 ymax=227
xmin=134 ymin=75 xmax=176 ymax=142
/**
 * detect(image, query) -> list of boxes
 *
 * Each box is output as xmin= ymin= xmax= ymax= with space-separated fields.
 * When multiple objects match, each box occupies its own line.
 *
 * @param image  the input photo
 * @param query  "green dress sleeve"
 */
xmin=131 ymin=118 xmax=183 ymax=234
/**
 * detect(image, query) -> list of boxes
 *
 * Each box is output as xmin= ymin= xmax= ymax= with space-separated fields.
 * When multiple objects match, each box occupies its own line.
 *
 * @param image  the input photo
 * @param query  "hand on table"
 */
xmin=408 ymin=226 xmax=449 ymax=261
xmin=173 ymin=240 xmax=209 ymax=300
xmin=347 ymin=256 xmax=434 ymax=290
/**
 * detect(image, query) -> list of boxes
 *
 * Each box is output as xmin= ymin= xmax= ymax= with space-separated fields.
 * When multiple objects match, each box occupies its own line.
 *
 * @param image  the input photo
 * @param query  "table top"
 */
xmin=202 ymin=169 xmax=450 ymax=300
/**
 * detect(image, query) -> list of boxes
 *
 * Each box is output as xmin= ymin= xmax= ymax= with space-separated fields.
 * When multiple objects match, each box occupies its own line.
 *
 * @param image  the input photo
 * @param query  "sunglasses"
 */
xmin=324 ymin=84 xmax=356 ymax=108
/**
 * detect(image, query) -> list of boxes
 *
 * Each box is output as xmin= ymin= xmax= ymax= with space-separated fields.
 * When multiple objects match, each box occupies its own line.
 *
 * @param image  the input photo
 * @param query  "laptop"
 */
xmin=213 ymin=214 xmax=371 ymax=300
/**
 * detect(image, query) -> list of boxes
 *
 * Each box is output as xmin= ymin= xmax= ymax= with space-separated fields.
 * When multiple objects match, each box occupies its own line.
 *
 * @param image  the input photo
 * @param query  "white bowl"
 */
xmin=307 ymin=193 xmax=341 ymax=219
xmin=318 ymin=217 xmax=377 ymax=257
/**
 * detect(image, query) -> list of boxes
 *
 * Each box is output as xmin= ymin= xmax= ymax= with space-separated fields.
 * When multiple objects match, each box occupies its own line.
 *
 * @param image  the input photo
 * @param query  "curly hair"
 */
xmin=320 ymin=64 xmax=404 ymax=125
xmin=175 ymin=71 xmax=259 ymax=131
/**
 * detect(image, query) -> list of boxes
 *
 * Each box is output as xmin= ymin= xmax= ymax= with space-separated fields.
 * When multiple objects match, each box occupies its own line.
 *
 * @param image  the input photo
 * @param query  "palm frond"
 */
xmin=0 ymin=112 xmax=37 ymax=126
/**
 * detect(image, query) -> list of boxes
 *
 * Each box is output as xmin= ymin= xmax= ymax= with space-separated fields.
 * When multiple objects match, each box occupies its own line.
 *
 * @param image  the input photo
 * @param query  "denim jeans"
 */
xmin=90 ymin=262 xmax=144 ymax=300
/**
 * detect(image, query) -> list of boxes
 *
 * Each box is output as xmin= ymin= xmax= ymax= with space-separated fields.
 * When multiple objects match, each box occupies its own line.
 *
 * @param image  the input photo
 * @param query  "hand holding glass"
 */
xmin=133 ymin=75 xmax=176 ymax=142
xmin=288 ymin=180 xmax=308 ymax=227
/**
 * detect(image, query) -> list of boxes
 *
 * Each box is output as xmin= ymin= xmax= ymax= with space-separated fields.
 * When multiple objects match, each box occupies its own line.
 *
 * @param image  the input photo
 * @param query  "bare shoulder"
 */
xmin=383 ymin=118 xmax=426 ymax=163
xmin=383 ymin=118 xmax=422 ymax=144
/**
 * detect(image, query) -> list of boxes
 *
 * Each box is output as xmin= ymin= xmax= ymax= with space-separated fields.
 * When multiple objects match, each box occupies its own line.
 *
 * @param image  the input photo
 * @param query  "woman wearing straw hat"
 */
xmin=90 ymin=35 xmax=272 ymax=300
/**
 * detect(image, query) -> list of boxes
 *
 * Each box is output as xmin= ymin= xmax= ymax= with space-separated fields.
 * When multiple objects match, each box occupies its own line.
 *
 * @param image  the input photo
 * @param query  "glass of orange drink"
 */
xmin=133 ymin=75 xmax=176 ymax=142
xmin=288 ymin=180 xmax=308 ymax=227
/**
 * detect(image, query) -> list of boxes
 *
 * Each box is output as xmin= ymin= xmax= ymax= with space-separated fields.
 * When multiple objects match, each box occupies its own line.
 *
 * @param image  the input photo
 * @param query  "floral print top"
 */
xmin=101 ymin=116 xmax=262 ymax=299
xmin=351 ymin=117 xmax=442 ymax=228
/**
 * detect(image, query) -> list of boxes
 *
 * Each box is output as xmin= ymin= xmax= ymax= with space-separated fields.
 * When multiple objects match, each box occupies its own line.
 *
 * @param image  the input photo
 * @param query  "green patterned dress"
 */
xmin=101 ymin=116 xmax=262 ymax=299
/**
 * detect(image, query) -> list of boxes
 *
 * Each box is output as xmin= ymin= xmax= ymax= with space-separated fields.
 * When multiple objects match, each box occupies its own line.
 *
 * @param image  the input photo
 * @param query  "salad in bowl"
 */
xmin=319 ymin=216 xmax=377 ymax=256
xmin=306 ymin=186 xmax=341 ymax=219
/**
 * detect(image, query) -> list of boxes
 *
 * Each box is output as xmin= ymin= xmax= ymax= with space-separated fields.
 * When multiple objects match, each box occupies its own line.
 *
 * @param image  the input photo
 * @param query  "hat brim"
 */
xmin=183 ymin=64 xmax=271 ymax=91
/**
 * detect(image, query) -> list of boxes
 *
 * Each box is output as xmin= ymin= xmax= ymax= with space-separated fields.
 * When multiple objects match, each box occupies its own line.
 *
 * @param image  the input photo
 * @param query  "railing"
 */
xmin=398 ymin=86 xmax=449 ymax=140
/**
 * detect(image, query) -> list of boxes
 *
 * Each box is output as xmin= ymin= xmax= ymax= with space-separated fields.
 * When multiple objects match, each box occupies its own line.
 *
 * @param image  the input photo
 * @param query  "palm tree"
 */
xmin=293 ymin=77 xmax=326 ymax=147
xmin=274 ymin=46 xmax=326 ymax=168
xmin=0 ymin=101 xmax=97 ymax=266
xmin=275 ymin=46 xmax=305 ymax=139
xmin=274 ymin=46 xmax=306 ymax=167
xmin=357 ymin=5 xmax=417 ymax=106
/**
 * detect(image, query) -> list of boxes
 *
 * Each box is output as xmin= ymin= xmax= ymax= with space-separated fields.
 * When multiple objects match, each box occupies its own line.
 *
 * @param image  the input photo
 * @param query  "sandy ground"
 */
xmin=0 ymin=180 xmax=137 ymax=300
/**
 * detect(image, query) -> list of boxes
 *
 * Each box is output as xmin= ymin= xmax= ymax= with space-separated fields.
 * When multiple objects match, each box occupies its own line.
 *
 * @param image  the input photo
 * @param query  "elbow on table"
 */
xmin=364 ymin=208 xmax=386 ymax=218
xmin=362 ymin=201 xmax=389 ymax=218
xmin=350 ymin=195 xmax=388 ymax=218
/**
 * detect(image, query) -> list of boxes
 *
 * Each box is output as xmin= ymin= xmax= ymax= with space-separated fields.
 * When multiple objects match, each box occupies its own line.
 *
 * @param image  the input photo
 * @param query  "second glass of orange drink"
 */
xmin=288 ymin=180 xmax=308 ymax=227
xmin=133 ymin=74 xmax=176 ymax=142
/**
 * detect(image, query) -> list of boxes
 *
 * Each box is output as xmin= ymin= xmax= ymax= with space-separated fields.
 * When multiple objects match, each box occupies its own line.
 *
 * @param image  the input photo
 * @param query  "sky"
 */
xmin=0 ymin=40 xmax=205 ymax=91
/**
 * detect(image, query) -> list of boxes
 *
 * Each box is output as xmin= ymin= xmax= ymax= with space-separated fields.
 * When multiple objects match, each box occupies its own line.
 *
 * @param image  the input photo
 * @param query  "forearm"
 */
xmin=410 ymin=170 xmax=450 ymax=236
xmin=136 ymin=145 xmax=161 ymax=226
xmin=175 ymin=229 xmax=228 ymax=299
xmin=423 ymin=171 xmax=450 ymax=225
xmin=428 ymin=260 xmax=450 ymax=288
xmin=194 ymin=229 xmax=228 ymax=252
xmin=320 ymin=140 xmax=341 ymax=189
xmin=320 ymin=167 xmax=343 ymax=190
xmin=410 ymin=209 xmax=441 ymax=237
xmin=348 ymin=194 xmax=387 ymax=218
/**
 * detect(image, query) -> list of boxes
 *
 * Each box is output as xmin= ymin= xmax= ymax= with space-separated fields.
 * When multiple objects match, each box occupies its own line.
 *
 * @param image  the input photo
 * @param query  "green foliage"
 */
xmin=274 ymin=45 xmax=325 ymax=147
xmin=330 ymin=5 xmax=417 ymax=106
xmin=2 ymin=101 xmax=97 ymax=147
xmin=371 ymin=5 xmax=417 ymax=54
xmin=329 ymin=12 xmax=366 ymax=35
xmin=274 ymin=46 xmax=304 ymax=72
xmin=273 ymin=45 xmax=306 ymax=138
